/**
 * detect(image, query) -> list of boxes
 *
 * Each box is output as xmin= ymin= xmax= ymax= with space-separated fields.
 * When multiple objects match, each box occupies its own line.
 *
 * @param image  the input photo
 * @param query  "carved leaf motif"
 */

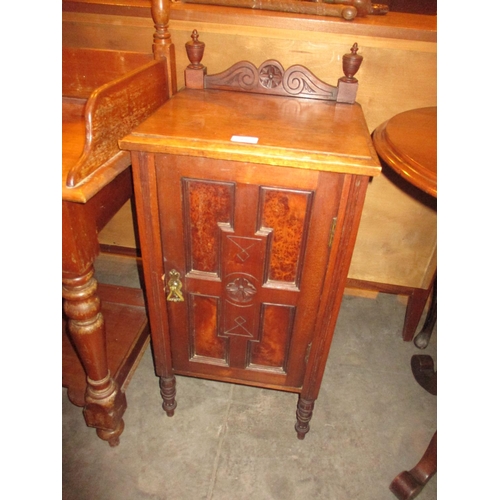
xmin=259 ymin=64 xmax=283 ymax=89
xmin=226 ymin=277 xmax=257 ymax=303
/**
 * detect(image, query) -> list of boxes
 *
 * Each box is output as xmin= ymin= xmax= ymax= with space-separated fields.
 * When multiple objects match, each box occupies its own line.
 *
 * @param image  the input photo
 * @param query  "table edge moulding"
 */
xmin=372 ymin=106 xmax=437 ymax=346
xmin=119 ymin=29 xmax=381 ymax=439
xmin=62 ymin=0 xmax=176 ymax=446
xmin=372 ymin=106 xmax=437 ymax=198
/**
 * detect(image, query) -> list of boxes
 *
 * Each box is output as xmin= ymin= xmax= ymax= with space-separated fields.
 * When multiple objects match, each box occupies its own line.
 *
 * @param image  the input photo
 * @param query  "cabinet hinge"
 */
xmin=328 ymin=217 xmax=338 ymax=248
xmin=304 ymin=342 xmax=312 ymax=365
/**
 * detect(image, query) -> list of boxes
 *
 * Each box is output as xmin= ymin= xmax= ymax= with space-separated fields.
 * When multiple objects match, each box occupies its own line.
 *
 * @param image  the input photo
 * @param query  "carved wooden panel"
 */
xmin=155 ymin=155 xmax=341 ymax=388
xmin=220 ymin=233 xmax=265 ymax=343
xmin=205 ymin=60 xmax=339 ymax=101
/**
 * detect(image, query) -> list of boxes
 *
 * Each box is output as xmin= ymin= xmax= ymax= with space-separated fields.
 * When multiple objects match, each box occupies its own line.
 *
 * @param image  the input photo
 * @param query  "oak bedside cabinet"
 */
xmin=119 ymin=32 xmax=381 ymax=439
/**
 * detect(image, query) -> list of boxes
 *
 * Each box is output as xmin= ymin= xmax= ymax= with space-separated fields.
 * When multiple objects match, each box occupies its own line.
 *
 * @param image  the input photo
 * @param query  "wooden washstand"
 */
xmin=62 ymin=0 xmax=176 ymax=446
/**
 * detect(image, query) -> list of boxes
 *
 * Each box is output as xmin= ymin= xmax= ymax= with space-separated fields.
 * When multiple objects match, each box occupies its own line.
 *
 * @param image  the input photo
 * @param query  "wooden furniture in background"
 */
xmin=62 ymin=0 xmax=175 ymax=445
xmin=177 ymin=0 xmax=388 ymax=20
xmin=390 ymin=356 xmax=437 ymax=499
xmin=387 ymin=0 xmax=436 ymax=15
xmin=119 ymin=32 xmax=380 ymax=439
xmin=372 ymin=107 xmax=437 ymax=498
xmin=372 ymin=106 xmax=436 ymax=197
xmin=372 ymin=106 xmax=437 ymax=344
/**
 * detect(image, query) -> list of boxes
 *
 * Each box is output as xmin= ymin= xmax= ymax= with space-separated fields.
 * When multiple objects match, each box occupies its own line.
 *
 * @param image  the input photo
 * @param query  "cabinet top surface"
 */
xmin=120 ymin=89 xmax=381 ymax=176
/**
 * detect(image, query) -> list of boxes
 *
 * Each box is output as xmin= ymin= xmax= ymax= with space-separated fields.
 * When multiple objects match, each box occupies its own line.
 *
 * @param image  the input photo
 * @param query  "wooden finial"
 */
xmin=184 ymin=29 xmax=207 ymax=89
xmin=185 ymin=29 xmax=206 ymax=69
xmin=337 ymin=43 xmax=363 ymax=103
xmin=342 ymin=43 xmax=363 ymax=82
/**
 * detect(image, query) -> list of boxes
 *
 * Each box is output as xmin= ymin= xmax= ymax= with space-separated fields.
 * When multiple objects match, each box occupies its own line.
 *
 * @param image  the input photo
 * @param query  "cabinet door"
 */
xmin=156 ymin=154 xmax=344 ymax=390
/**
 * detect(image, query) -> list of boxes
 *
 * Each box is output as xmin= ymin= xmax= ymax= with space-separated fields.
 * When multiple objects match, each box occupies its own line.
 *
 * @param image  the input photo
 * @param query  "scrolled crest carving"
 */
xmin=206 ymin=61 xmax=259 ymax=91
xmin=184 ymin=30 xmax=361 ymax=102
xmin=283 ymin=65 xmax=337 ymax=100
xmin=205 ymin=60 xmax=338 ymax=101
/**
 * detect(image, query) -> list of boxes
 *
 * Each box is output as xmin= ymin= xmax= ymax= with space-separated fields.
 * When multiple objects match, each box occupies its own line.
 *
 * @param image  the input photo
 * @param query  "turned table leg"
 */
xmin=63 ymin=198 xmax=129 ymax=446
xmin=413 ymin=279 xmax=437 ymax=350
xmin=390 ymin=431 xmax=437 ymax=500
xmin=390 ymin=355 xmax=437 ymax=499
xmin=62 ymin=266 xmax=126 ymax=446
xmin=411 ymin=354 xmax=437 ymax=396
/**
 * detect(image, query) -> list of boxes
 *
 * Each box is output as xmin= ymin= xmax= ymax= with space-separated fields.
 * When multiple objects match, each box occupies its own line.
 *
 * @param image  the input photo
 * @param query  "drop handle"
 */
xmin=166 ymin=269 xmax=184 ymax=302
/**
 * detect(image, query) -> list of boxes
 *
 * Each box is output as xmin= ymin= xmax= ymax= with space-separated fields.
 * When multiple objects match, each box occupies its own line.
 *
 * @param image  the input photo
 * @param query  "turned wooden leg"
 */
xmin=390 ymin=355 xmax=436 ymax=499
xmin=160 ymin=375 xmax=177 ymax=416
xmin=411 ymin=355 xmax=436 ymax=396
xmin=402 ymin=287 xmax=430 ymax=342
xmin=62 ymin=266 xmax=126 ymax=446
xmin=295 ymin=397 xmax=315 ymax=440
xmin=390 ymin=431 xmax=437 ymax=500
xmin=413 ymin=279 xmax=437 ymax=350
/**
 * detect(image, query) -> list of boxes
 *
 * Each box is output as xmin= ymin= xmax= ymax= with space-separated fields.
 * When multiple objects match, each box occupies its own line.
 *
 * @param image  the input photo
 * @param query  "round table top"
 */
xmin=372 ymin=106 xmax=437 ymax=198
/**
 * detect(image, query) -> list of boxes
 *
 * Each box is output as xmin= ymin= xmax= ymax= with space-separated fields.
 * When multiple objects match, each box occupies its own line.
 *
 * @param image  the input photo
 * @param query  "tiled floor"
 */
xmin=62 ymin=253 xmax=437 ymax=500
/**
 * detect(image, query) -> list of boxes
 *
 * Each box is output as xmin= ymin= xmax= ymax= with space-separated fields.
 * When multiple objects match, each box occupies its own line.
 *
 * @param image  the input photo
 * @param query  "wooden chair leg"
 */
xmin=390 ymin=431 xmax=437 ymax=500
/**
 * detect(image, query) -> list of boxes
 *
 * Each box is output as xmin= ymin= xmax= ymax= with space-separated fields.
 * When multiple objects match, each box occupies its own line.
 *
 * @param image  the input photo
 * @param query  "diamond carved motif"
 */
xmin=227 ymin=236 xmax=257 ymax=263
xmin=224 ymin=316 xmax=254 ymax=338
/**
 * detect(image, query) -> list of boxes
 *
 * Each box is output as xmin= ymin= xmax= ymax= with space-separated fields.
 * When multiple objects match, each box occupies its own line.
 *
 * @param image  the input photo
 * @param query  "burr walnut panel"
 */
xmin=188 ymin=293 xmax=228 ymax=364
xmin=249 ymin=303 xmax=295 ymax=372
xmin=258 ymin=187 xmax=313 ymax=287
xmin=183 ymin=178 xmax=235 ymax=275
